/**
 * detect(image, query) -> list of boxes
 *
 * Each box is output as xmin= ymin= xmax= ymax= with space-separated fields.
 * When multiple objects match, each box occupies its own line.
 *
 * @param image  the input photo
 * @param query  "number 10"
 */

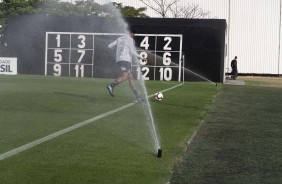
xmin=159 ymin=67 xmax=172 ymax=81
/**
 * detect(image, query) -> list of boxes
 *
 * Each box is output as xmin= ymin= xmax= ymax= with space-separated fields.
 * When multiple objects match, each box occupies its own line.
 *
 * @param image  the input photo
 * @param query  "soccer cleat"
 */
xmin=106 ymin=85 xmax=114 ymax=97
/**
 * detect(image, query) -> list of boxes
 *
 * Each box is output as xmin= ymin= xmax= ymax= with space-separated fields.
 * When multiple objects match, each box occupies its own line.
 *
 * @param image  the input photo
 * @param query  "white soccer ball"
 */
xmin=155 ymin=92 xmax=164 ymax=101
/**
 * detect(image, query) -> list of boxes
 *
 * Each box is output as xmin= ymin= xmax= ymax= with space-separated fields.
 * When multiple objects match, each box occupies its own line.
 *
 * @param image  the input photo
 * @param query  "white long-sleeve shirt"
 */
xmin=108 ymin=35 xmax=142 ymax=63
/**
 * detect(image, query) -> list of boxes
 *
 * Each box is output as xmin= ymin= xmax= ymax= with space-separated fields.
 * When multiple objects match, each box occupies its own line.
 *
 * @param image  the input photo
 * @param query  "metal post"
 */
xmin=227 ymin=0 xmax=231 ymax=68
xmin=278 ymin=0 xmax=282 ymax=75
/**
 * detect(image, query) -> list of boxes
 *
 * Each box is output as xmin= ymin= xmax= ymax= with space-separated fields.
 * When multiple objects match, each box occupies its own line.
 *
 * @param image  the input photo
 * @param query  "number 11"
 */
xmin=75 ymin=65 xmax=84 ymax=77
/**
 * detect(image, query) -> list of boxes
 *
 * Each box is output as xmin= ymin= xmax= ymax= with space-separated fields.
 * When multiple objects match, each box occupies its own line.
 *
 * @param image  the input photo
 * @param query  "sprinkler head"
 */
xmin=157 ymin=148 xmax=162 ymax=158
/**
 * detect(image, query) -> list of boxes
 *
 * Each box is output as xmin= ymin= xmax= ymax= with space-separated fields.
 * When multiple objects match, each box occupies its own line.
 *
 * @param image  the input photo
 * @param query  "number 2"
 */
xmin=163 ymin=37 xmax=172 ymax=50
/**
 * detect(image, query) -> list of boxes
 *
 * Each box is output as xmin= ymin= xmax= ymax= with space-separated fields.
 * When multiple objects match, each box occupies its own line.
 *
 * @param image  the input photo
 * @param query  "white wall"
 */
xmin=229 ymin=0 xmax=280 ymax=74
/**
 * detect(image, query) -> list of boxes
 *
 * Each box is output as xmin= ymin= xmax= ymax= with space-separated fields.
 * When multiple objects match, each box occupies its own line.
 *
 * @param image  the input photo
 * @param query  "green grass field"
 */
xmin=0 ymin=75 xmax=219 ymax=184
xmin=170 ymin=77 xmax=282 ymax=184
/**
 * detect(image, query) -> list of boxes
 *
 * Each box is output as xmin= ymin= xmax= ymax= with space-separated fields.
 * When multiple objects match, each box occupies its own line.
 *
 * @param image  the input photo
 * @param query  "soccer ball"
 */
xmin=155 ymin=92 xmax=164 ymax=101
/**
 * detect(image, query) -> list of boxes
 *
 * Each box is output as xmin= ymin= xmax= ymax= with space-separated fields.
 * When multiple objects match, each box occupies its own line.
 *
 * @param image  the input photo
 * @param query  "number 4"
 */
xmin=140 ymin=36 xmax=149 ymax=50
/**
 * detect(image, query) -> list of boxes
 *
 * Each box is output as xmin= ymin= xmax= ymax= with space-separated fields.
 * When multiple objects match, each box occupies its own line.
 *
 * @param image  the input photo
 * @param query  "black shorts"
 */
xmin=117 ymin=61 xmax=131 ymax=73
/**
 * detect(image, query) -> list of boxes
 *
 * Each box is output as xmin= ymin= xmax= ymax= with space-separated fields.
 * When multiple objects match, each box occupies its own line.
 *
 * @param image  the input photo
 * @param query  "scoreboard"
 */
xmin=134 ymin=34 xmax=183 ymax=81
xmin=45 ymin=32 xmax=183 ymax=81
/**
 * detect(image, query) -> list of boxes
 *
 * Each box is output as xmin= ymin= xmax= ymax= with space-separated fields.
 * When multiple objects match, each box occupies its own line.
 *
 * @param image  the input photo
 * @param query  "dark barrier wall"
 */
xmin=6 ymin=15 xmax=226 ymax=82
xmin=127 ymin=18 xmax=226 ymax=82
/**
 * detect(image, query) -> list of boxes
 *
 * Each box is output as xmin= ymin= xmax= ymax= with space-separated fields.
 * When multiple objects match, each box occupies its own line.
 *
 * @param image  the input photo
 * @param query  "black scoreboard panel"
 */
xmin=134 ymin=34 xmax=182 ymax=81
xmin=45 ymin=32 xmax=96 ymax=78
xmin=45 ymin=32 xmax=183 ymax=81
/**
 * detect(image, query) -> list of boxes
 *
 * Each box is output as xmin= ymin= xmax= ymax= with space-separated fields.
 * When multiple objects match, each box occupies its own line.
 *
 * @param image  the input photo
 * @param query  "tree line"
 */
xmin=0 ymin=0 xmax=148 ymax=55
xmin=0 ymin=0 xmax=211 ymax=55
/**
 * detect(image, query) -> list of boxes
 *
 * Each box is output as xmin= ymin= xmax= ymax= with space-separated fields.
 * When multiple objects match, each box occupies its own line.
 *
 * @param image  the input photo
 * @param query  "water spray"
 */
xmin=140 ymin=50 xmax=217 ymax=86
xmin=139 ymin=79 xmax=162 ymax=158
xmin=94 ymin=0 xmax=162 ymax=158
xmin=182 ymin=55 xmax=217 ymax=86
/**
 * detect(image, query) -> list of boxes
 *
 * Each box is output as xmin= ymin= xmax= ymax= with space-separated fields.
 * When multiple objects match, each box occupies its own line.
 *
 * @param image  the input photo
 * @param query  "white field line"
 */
xmin=0 ymin=103 xmax=134 ymax=161
xmin=0 ymin=83 xmax=184 ymax=161
xmin=147 ymin=83 xmax=184 ymax=98
xmin=185 ymin=88 xmax=221 ymax=150
xmin=186 ymin=120 xmax=204 ymax=151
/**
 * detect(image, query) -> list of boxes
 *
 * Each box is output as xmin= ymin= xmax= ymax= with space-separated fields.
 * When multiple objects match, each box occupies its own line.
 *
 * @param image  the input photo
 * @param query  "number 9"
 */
xmin=53 ymin=64 xmax=61 ymax=76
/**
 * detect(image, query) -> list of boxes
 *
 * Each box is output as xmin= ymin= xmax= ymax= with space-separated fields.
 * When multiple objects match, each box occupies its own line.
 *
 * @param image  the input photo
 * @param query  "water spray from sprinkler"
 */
xmin=139 ymin=50 xmax=217 ymax=86
xmin=100 ymin=0 xmax=162 ymax=158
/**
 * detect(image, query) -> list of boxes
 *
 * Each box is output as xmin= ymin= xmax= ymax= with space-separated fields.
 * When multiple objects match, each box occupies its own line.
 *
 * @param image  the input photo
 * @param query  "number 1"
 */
xmin=56 ymin=34 xmax=60 ymax=47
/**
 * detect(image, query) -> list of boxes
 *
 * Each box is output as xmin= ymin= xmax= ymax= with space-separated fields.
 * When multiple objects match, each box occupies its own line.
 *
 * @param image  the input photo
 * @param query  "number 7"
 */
xmin=77 ymin=50 xmax=85 ymax=63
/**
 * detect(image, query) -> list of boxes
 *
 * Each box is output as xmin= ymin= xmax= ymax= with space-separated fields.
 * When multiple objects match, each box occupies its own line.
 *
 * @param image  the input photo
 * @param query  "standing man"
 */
xmin=106 ymin=30 xmax=146 ymax=102
xmin=231 ymin=56 xmax=238 ymax=80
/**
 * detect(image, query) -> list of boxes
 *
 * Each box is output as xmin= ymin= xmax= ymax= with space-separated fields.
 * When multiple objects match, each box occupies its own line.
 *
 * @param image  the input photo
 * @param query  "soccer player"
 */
xmin=106 ymin=30 xmax=146 ymax=102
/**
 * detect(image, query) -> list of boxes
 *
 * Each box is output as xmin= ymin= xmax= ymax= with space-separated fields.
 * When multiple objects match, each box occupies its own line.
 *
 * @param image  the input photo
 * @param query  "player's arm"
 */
xmin=132 ymin=50 xmax=147 ymax=65
xmin=130 ymin=41 xmax=146 ymax=62
xmin=108 ymin=40 xmax=117 ymax=49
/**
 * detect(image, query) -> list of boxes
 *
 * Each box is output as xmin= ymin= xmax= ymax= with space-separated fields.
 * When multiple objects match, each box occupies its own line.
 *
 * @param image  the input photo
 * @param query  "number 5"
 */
xmin=54 ymin=49 xmax=62 ymax=62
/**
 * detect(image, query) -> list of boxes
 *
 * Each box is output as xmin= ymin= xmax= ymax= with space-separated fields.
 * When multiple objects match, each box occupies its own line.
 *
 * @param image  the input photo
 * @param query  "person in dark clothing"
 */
xmin=231 ymin=56 xmax=238 ymax=80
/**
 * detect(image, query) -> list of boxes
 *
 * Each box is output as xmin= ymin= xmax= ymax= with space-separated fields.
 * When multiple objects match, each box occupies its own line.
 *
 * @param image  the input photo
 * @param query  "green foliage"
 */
xmin=113 ymin=2 xmax=149 ymax=18
xmin=0 ymin=0 xmax=47 ymax=55
xmin=0 ymin=0 xmax=148 ymax=55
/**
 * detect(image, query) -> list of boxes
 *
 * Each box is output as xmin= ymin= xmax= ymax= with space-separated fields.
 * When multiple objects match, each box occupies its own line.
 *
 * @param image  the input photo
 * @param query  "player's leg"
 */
xmin=106 ymin=72 xmax=128 ymax=97
xmin=128 ymin=73 xmax=144 ymax=103
xmin=106 ymin=61 xmax=130 ymax=97
xmin=128 ymin=73 xmax=139 ymax=97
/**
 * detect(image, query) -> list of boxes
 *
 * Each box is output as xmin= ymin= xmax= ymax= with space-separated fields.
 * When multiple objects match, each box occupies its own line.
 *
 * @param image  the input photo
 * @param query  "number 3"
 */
xmin=78 ymin=35 xmax=86 ymax=48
